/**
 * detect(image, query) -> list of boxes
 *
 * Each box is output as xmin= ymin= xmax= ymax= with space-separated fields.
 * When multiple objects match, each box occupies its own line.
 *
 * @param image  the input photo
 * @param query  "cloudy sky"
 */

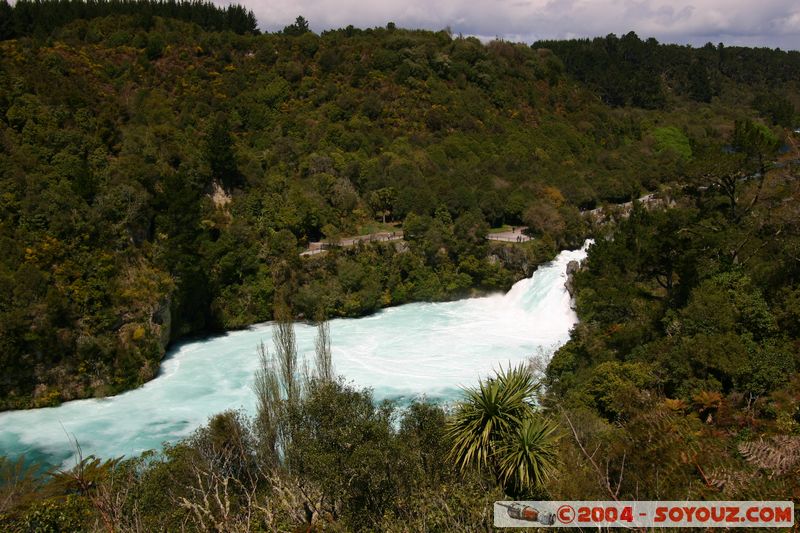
xmin=230 ymin=0 xmax=800 ymax=49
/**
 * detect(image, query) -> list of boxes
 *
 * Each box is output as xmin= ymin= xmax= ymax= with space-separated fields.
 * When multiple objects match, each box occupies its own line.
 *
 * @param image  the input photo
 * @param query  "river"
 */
xmin=0 ymin=243 xmax=590 ymax=468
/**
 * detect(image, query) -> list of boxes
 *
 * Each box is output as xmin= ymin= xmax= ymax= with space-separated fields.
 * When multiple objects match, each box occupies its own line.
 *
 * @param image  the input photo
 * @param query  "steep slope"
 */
xmin=0 ymin=11 xmax=797 ymax=408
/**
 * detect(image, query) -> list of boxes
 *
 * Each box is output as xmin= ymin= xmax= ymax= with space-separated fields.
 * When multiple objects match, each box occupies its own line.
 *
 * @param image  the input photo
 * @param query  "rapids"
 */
xmin=0 ymin=243 xmax=590 ymax=467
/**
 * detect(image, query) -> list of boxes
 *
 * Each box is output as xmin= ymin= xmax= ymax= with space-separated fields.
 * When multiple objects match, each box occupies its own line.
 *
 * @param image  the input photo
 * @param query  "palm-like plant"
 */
xmin=446 ymin=365 xmax=559 ymax=495
xmin=495 ymin=416 xmax=560 ymax=491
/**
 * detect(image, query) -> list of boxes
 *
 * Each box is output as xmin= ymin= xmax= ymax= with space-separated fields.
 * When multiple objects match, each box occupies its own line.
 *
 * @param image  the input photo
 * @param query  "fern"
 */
xmin=738 ymin=436 xmax=800 ymax=476
xmin=707 ymin=466 xmax=754 ymax=495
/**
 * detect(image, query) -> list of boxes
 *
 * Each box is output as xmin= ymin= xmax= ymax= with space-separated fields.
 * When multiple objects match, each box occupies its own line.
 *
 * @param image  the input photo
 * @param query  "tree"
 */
xmin=454 ymin=209 xmax=489 ymax=256
xmin=285 ymin=380 xmax=400 ymax=527
xmin=652 ymin=126 xmax=692 ymax=161
xmin=753 ymin=93 xmax=796 ymax=127
xmin=0 ymin=0 xmax=13 ymax=40
xmin=495 ymin=416 xmax=560 ymax=496
xmin=447 ymin=365 xmax=559 ymax=496
xmin=283 ymin=15 xmax=310 ymax=36
xmin=523 ymin=200 xmax=565 ymax=239
xmin=688 ymin=60 xmax=713 ymax=103
xmin=206 ymin=114 xmax=241 ymax=189
xmin=367 ymin=187 xmax=396 ymax=223
xmin=314 ymin=317 xmax=333 ymax=382
xmin=731 ymin=119 xmax=780 ymax=175
xmin=693 ymin=120 xmax=780 ymax=221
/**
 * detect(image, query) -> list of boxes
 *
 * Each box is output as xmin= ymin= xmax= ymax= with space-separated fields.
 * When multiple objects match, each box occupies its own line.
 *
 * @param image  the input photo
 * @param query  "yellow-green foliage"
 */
xmin=652 ymin=126 xmax=692 ymax=160
xmin=132 ymin=326 xmax=146 ymax=341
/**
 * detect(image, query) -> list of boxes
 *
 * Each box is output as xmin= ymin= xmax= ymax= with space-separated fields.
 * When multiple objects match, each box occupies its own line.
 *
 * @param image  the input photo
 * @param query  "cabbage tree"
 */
xmin=446 ymin=365 xmax=560 ymax=495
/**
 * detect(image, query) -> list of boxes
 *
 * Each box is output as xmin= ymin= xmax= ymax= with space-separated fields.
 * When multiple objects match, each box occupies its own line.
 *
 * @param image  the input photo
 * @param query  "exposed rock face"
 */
xmin=151 ymin=297 xmax=172 ymax=351
xmin=565 ymin=260 xmax=581 ymax=299
xmin=491 ymin=245 xmax=535 ymax=276
xmin=209 ymin=180 xmax=232 ymax=208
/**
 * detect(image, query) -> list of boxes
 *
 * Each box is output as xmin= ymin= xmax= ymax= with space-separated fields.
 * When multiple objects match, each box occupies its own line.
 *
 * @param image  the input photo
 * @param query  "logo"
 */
xmin=494 ymin=501 xmax=794 ymax=528
xmin=557 ymin=504 xmax=575 ymax=524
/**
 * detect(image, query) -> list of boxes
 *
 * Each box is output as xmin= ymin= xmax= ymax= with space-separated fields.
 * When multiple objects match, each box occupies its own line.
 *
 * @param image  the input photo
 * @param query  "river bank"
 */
xmin=0 ymin=243 xmax=589 ymax=468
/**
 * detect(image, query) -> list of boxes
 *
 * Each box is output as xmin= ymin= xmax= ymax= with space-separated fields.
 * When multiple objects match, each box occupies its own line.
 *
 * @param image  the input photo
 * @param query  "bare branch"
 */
xmin=314 ymin=319 xmax=334 ymax=382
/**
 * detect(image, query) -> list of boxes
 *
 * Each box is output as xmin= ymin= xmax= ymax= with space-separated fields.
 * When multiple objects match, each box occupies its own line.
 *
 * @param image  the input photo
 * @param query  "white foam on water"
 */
xmin=0 ymin=242 xmax=590 ymax=467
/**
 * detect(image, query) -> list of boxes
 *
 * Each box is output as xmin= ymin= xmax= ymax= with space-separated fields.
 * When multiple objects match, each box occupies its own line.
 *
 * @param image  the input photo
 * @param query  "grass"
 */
xmin=356 ymin=221 xmax=400 ymax=235
xmin=488 ymin=225 xmax=513 ymax=234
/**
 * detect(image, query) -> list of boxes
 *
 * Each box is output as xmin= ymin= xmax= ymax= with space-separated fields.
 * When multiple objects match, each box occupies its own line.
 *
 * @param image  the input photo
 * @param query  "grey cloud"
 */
xmin=226 ymin=0 xmax=800 ymax=49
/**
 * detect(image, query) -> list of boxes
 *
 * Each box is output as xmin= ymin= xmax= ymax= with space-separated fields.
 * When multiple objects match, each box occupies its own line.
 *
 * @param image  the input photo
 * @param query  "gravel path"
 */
xmin=487 ymin=227 xmax=532 ymax=243
xmin=300 ymin=231 xmax=404 ymax=256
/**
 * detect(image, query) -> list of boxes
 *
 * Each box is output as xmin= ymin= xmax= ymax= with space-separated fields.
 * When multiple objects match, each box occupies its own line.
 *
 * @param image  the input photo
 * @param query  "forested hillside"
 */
xmin=1 ymin=1 xmax=800 ymax=530
xmin=0 ymin=0 xmax=259 ymax=38
xmin=0 ymin=2 xmax=797 ymax=411
xmin=535 ymin=33 xmax=800 ymax=113
xmin=546 ymin=140 xmax=800 ymax=501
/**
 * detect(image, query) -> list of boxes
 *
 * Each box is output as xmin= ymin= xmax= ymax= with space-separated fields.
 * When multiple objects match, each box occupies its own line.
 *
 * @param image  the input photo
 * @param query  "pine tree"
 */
xmin=207 ymin=115 xmax=242 ymax=189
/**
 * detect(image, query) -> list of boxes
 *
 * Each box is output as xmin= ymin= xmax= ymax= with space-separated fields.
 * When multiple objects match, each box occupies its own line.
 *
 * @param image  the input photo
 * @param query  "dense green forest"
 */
xmin=546 ymin=147 xmax=800 ymax=502
xmin=535 ymin=33 xmax=800 ymax=113
xmin=0 ymin=3 xmax=797 ymax=411
xmin=0 ymin=0 xmax=259 ymax=38
xmin=1 ymin=1 xmax=800 ymax=527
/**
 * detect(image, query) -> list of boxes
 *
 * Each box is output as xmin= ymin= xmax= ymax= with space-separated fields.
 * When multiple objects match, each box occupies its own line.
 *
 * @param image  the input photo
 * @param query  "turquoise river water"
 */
xmin=0 ymin=243 xmax=590 ymax=467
